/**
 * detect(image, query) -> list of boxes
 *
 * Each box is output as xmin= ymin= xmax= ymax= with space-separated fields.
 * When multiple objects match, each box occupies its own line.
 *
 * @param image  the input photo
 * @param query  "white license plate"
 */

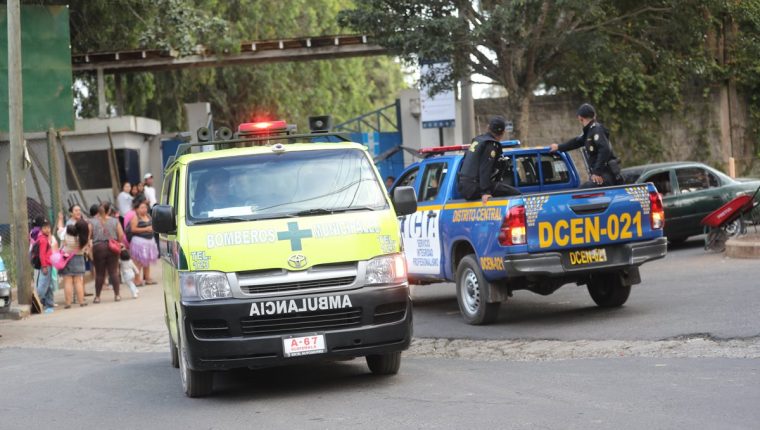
xmin=282 ymin=334 xmax=326 ymax=357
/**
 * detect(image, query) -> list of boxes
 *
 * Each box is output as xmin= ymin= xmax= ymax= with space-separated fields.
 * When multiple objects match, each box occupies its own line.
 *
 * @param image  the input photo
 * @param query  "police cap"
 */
xmin=488 ymin=116 xmax=507 ymax=134
xmin=576 ymin=103 xmax=596 ymax=119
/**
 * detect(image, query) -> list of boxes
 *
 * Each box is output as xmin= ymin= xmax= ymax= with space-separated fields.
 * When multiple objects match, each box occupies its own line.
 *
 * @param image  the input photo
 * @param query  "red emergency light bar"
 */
xmin=419 ymin=145 xmax=470 ymax=155
xmin=238 ymin=120 xmax=288 ymax=133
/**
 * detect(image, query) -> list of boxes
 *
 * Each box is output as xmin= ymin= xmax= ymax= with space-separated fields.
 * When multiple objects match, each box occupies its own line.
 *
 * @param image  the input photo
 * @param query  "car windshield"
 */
xmin=186 ymin=148 xmax=388 ymax=223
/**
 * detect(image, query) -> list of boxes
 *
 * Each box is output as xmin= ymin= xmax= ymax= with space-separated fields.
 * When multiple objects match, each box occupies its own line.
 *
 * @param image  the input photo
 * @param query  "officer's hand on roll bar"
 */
xmin=549 ymin=143 xmax=559 ymax=153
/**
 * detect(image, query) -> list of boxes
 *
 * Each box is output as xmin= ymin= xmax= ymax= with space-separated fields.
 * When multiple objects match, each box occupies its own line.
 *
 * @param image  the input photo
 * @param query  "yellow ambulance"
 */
xmin=153 ymin=120 xmax=417 ymax=397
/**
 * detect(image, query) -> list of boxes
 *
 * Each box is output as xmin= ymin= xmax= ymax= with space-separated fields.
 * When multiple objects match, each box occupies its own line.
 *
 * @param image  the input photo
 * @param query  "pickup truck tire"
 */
xmin=587 ymin=273 xmax=631 ymax=308
xmin=366 ymin=352 xmax=401 ymax=375
xmin=456 ymin=255 xmax=501 ymax=325
xmin=169 ymin=332 xmax=179 ymax=369
xmin=179 ymin=328 xmax=214 ymax=398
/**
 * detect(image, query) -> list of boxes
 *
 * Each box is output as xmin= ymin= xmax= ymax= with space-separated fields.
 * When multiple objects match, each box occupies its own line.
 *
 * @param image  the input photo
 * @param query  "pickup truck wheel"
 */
xmin=178 ymin=329 xmax=213 ymax=397
xmin=366 ymin=351 xmax=402 ymax=375
xmin=587 ymin=273 xmax=631 ymax=308
xmin=456 ymin=255 xmax=500 ymax=325
xmin=169 ymin=332 xmax=179 ymax=369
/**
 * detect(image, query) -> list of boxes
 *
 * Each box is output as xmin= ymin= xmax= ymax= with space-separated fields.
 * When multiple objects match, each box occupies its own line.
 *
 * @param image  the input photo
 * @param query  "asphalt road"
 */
xmin=1 ymin=348 xmax=758 ymax=430
xmin=412 ymin=238 xmax=760 ymax=341
xmin=1 ymin=237 xmax=758 ymax=428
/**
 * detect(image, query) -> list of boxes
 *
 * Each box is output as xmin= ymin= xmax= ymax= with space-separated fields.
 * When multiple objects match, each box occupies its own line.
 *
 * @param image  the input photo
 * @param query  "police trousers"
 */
xmin=580 ymin=170 xmax=622 ymax=188
xmin=458 ymin=177 xmax=521 ymax=200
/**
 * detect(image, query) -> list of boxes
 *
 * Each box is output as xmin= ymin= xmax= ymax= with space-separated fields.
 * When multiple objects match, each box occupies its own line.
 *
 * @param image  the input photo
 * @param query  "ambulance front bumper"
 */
xmin=179 ymin=284 xmax=412 ymax=371
xmin=503 ymin=237 xmax=668 ymax=277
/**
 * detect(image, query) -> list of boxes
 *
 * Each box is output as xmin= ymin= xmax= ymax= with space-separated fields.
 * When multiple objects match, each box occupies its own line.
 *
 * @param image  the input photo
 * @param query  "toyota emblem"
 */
xmin=287 ymin=254 xmax=307 ymax=269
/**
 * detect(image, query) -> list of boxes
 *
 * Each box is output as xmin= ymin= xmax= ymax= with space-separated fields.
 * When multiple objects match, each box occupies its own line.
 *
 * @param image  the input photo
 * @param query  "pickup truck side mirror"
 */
xmin=152 ymin=205 xmax=177 ymax=234
xmin=392 ymin=186 xmax=417 ymax=216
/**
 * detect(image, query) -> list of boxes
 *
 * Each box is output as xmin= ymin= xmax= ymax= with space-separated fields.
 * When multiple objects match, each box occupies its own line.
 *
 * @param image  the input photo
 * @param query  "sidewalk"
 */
xmin=0 ymin=266 xmax=167 ymax=353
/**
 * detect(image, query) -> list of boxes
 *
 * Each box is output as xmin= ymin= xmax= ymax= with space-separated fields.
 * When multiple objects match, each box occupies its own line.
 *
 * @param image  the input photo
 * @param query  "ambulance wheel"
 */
xmin=456 ymin=255 xmax=500 ymax=325
xmin=366 ymin=351 xmax=401 ymax=375
xmin=178 ymin=329 xmax=213 ymax=398
xmin=587 ymin=273 xmax=631 ymax=308
xmin=169 ymin=332 xmax=179 ymax=369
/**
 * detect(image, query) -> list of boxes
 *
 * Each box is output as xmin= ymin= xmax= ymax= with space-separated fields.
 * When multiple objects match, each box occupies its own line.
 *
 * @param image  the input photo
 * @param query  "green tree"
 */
xmin=339 ymin=0 xmax=681 ymax=141
xmin=44 ymin=0 xmax=407 ymax=131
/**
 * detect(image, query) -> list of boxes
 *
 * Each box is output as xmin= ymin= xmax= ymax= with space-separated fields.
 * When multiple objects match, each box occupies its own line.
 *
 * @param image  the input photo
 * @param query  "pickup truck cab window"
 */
xmin=540 ymin=153 xmax=571 ymax=185
xmin=419 ymin=162 xmax=447 ymax=202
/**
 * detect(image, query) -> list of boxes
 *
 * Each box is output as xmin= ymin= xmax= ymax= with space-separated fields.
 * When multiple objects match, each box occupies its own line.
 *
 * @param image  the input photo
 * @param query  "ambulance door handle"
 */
xmin=427 ymin=212 xmax=437 ymax=218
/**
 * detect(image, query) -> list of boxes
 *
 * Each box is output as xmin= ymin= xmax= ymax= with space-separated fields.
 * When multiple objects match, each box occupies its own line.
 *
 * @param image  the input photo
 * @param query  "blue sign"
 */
xmin=422 ymin=119 xmax=455 ymax=129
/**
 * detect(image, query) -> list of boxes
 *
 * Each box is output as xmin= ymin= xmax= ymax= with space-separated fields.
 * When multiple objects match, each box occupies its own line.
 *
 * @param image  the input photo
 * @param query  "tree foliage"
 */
xmin=38 ymin=0 xmax=407 ymax=132
xmin=339 ymin=0 xmax=759 ymax=169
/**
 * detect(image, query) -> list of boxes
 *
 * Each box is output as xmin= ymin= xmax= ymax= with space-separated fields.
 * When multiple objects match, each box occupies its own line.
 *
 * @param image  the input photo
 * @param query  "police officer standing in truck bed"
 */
xmin=550 ymin=103 xmax=623 ymax=187
xmin=457 ymin=116 xmax=521 ymax=204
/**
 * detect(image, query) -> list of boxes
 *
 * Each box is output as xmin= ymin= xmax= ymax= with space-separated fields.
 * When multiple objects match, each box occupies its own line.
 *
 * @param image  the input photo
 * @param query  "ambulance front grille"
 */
xmin=240 ymin=276 xmax=356 ymax=295
xmin=239 ymin=308 xmax=362 ymax=336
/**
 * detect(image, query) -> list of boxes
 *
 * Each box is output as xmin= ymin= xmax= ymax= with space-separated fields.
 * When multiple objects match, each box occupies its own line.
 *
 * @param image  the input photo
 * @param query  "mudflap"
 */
xmin=485 ymin=280 xmax=510 ymax=303
xmin=620 ymin=266 xmax=641 ymax=286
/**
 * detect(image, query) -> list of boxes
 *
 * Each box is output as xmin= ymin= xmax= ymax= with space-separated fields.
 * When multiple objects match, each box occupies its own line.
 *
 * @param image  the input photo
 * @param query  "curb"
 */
xmin=725 ymin=236 xmax=760 ymax=259
xmin=0 ymin=304 xmax=31 ymax=320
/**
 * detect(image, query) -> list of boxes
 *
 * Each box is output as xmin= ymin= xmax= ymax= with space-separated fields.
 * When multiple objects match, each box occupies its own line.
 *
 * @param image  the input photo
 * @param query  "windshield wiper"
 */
xmin=330 ymin=206 xmax=379 ymax=213
xmin=293 ymin=208 xmax=334 ymax=216
xmin=191 ymin=216 xmax=253 ymax=225
xmin=292 ymin=206 xmax=380 ymax=217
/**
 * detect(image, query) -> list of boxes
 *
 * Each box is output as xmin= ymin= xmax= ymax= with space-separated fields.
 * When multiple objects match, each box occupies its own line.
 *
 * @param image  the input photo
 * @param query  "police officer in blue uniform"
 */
xmin=550 ymin=103 xmax=622 ymax=187
xmin=457 ymin=116 xmax=521 ymax=204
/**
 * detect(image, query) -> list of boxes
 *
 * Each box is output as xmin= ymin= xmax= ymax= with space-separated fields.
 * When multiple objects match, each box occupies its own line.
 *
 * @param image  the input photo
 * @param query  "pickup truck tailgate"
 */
xmin=526 ymin=184 xmax=660 ymax=253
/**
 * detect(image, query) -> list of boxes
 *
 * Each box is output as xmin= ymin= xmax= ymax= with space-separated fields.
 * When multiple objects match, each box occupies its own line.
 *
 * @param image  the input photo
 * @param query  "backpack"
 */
xmin=29 ymin=239 xmax=41 ymax=270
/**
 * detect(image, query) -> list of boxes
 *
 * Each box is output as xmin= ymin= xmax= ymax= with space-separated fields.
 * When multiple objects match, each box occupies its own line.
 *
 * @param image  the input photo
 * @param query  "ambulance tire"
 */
xmin=366 ymin=351 xmax=401 ymax=375
xmin=179 ymin=328 xmax=213 ymax=398
xmin=587 ymin=273 xmax=631 ymax=308
xmin=456 ymin=255 xmax=500 ymax=325
xmin=169 ymin=332 xmax=179 ymax=369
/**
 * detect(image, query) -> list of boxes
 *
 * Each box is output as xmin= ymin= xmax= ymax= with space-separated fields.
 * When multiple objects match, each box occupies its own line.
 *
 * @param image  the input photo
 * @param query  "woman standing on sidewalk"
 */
xmin=59 ymin=219 xmax=90 ymax=308
xmin=129 ymin=200 xmax=158 ymax=285
xmin=91 ymin=202 xmax=125 ymax=303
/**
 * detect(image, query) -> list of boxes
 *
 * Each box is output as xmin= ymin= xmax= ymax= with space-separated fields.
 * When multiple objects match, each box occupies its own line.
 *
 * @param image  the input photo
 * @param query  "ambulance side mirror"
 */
xmin=152 ymin=205 xmax=176 ymax=234
xmin=392 ymin=186 xmax=417 ymax=216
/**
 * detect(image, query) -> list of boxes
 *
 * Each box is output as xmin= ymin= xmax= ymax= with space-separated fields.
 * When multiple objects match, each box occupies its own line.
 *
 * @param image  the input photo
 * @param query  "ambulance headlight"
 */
xmin=179 ymin=272 xmax=232 ymax=301
xmin=0 ymin=271 xmax=7 ymax=283
xmin=365 ymin=254 xmax=407 ymax=286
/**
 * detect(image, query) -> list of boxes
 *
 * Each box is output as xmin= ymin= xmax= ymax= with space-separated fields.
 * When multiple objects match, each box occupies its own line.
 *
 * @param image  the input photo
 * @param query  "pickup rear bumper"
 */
xmin=503 ymin=237 xmax=667 ymax=277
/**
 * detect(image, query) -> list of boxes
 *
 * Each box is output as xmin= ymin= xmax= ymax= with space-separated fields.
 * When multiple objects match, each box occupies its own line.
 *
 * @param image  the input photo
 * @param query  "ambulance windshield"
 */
xmin=186 ymin=148 xmax=388 ymax=223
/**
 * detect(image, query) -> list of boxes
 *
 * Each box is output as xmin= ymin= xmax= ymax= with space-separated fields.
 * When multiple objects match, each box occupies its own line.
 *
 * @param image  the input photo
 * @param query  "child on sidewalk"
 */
xmin=119 ymin=250 xmax=140 ymax=299
xmin=35 ymin=218 xmax=55 ymax=313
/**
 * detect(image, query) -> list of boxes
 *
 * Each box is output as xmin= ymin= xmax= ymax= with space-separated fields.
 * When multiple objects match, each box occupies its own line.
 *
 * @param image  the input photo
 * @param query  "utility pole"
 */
xmin=7 ymin=0 xmax=32 ymax=305
xmin=461 ymin=78 xmax=475 ymax=144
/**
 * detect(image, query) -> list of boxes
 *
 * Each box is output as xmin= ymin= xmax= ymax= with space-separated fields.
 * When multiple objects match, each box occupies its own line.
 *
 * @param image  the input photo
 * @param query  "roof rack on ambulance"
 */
xmin=170 ymin=119 xmax=352 ymax=161
xmin=419 ymin=140 xmax=521 ymax=158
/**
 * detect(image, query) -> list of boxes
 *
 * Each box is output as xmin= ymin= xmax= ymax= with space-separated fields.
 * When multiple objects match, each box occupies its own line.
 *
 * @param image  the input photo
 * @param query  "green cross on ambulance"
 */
xmin=152 ymin=120 xmax=418 ymax=397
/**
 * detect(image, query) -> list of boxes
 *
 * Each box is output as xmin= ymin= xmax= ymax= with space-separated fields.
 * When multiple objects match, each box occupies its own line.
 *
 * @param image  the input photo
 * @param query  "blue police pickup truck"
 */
xmin=391 ymin=143 xmax=668 ymax=325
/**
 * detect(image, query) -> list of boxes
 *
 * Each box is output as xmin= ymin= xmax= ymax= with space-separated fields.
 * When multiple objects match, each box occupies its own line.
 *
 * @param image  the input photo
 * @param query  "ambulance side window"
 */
xmin=161 ymin=171 xmax=174 ymax=205
xmin=173 ymin=171 xmax=181 ymax=208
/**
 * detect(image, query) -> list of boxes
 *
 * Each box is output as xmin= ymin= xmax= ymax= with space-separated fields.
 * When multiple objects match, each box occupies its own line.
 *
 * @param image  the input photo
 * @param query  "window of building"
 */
xmin=64 ymin=149 xmax=140 ymax=190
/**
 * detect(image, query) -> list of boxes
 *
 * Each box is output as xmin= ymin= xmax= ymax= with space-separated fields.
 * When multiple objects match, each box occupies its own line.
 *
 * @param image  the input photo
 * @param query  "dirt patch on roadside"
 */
xmin=408 ymin=336 xmax=760 ymax=361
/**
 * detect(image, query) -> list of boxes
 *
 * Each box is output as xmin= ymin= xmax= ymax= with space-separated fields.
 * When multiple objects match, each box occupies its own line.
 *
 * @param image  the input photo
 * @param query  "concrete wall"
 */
xmin=0 ymin=116 xmax=162 ymax=224
xmin=475 ymin=91 xmax=756 ymax=176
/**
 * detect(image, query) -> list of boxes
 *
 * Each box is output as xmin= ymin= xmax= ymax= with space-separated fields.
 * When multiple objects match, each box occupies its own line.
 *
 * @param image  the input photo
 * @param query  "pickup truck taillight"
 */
xmin=649 ymin=191 xmax=665 ymax=229
xmin=498 ymin=205 xmax=526 ymax=246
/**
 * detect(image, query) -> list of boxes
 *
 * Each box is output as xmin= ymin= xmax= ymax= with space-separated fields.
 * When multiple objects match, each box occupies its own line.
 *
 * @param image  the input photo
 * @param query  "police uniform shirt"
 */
xmin=459 ymin=133 xmax=503 ymax=195
xmin=558 ymin=121 xmax=614 ymax=176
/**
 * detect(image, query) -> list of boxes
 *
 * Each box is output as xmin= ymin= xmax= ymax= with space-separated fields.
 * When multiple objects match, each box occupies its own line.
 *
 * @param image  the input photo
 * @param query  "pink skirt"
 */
xmin=129 ymin=236 xmax=159 ymax=267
